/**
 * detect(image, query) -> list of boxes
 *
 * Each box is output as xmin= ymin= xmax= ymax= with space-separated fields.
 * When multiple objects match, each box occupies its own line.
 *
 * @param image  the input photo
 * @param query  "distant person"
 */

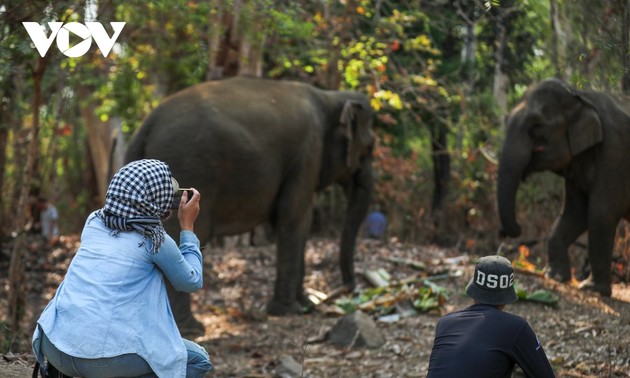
xmin=38 ymin=196 xmax=59 ymax=247
xmin=364 ymin=206 xmax=387 ymax=240
xmin=32 ymin=159 xmax=213 ymax=378
xmin=427 ymin=255 xmax=555 ymax=378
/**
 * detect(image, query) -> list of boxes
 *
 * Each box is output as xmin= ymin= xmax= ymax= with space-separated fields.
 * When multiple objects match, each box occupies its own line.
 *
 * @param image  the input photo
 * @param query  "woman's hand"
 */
xmin=177 ymin=189 xmax=200 ymax=231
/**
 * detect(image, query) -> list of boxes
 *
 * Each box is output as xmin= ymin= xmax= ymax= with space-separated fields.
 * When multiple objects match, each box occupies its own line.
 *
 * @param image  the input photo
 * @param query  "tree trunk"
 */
xmin=455 ymin=0 xmax=478 ymax=96
xmin=622 ymin=0 xmax=630 ymax=93
xmin=44 ymin=73 xmax=67 ymax=198
xmin=7 ymin=55 xmax=48 ymax=331
xmin=107 ymin=116 xmax=126 ymax=179
xmin=429 ymin=115 xmax=451 ymax=245
xmin=578 ymin=9 xmax=599 ymax=83
xmin=206 ymin=0 xmax=225 ymax=80
xmin=549 ymin=0 xmax=562 ymax=79
xmin=0 ymin=65 xmax=23 ymax=237
xmin=463 ymin=19 xmax=476 ymax=95
xmin=0 ymin=119 xmax=7 ymax=237
xmin=9 ymin=67 xmax=29 ymax=229
xmin=78 ymin=86 xmax=115 ymax=205
xmin=492 ymin=7 xmax=509 ymax=114
xmin=238 ymin=31 xmax=264 ymax=77
xmin=431 ymin=125 xmax=450 ymax=214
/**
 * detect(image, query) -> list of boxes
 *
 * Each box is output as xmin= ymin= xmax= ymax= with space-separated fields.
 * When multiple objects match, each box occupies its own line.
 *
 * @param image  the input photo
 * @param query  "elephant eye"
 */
xmin=529 ymin=123 xmax=544 ymax=139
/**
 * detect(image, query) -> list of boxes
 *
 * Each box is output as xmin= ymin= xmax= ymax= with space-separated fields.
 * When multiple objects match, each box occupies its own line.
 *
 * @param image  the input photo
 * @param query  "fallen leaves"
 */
xmin=1 ymin=235 xmax=629 ymax=377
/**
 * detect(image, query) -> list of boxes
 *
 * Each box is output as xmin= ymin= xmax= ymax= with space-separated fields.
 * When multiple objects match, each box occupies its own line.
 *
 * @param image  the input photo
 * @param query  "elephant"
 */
xmin=497 ymin=78 xmax=630 ymax=297
xmin=124 ymin=76 xmax=375 ymax=333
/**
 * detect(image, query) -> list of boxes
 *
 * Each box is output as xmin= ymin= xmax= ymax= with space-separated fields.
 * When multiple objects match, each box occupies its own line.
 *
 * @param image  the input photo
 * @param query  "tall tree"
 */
xmin=622 ymin=0 xmax=630 ymax=92
xmin=8 ymin=51 xmax=50 ymax=331
xmin=549 ymin=0 xmax=562 ymax=78
xmin=491 ymin=0 xmax=518 ymax=114
xmin=455 ymin=0 xmax=483 ymax=95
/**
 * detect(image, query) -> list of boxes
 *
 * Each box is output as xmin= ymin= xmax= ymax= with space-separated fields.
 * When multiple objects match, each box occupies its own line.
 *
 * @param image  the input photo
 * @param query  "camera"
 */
xmin=170 ymin=189 xmax=193 ymax=209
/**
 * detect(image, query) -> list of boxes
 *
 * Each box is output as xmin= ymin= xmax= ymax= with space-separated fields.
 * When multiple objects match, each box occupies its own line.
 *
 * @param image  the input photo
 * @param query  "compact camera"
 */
xmin=171 ymin=189 xmax=194 ymax=209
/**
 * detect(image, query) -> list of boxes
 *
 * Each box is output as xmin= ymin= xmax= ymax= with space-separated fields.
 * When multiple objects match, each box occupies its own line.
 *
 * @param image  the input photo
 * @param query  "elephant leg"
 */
xmin=546 ymin=183 xmax=587 ymax=282
xmin=267 ymin=213 xmax=312 ymax=315
xmin=295 ymin=230 xmax=316 ymax=312
xmin=266 ymin=179 xmax=315 ymax=315
xmin=581 ymin=209 xmax=616 ymax=296
xmin=165 ymin=280 xmax=205 ymax=338
xmin=295 ymin=239 xmax=314 ymax=312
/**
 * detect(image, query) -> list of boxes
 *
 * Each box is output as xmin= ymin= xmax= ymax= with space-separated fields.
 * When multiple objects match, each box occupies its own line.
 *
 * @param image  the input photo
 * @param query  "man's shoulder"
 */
xmin=437 ymin=306 xmax=476 ymax=324
xmin=502 ymin=309 xmax=527 ymax=322
xmin=480 ymin=305 xmax=528 ymax=323
xmin=485 ymin=308 xmax=530 ymax=334
xmin=441 ymin=304 xmax=527 ymax=323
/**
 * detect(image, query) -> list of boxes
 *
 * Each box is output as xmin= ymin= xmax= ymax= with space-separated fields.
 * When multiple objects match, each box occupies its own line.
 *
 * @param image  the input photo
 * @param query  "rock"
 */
xmin=275 ymin=355 xmax=303 ymax=378
xmin=328 ymin=310 xmax=385 ymax=349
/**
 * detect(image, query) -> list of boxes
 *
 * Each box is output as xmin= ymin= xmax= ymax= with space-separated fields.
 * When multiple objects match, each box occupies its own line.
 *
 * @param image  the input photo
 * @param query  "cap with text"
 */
xmin=465 ymin=255 xmax=518 ymax=305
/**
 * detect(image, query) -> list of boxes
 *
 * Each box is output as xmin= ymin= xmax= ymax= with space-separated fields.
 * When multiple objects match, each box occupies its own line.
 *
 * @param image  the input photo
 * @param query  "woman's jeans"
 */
xmin=40 ymin=331 xmax=212 ymax=377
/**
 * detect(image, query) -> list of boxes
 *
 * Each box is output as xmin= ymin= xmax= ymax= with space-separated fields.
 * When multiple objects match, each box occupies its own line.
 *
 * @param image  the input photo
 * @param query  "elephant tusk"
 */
xmin=479 ymin=146 xmax=498 ymax=165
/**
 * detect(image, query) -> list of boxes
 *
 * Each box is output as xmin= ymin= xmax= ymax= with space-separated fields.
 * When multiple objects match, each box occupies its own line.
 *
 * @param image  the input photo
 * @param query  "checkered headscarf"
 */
xmin=97 ymin=159 xmax=175 ymax=254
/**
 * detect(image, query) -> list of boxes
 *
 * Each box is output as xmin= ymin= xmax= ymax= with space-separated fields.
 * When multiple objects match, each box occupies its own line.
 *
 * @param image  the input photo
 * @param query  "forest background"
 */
xmin=2 ymin=0 xmax=630 ymax=343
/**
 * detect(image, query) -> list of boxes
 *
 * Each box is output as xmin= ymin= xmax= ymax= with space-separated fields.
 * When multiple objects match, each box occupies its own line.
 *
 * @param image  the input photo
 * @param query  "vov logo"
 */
xmin=23 ymin=22 xmax=125 ymax=58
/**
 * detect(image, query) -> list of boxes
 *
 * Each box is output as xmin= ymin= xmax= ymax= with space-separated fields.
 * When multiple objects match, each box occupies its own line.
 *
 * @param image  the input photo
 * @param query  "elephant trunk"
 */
xmin=497 ymin=137 xmax=532 ymax=238
xmin=339 ymin=161 xmax=373 ymax=290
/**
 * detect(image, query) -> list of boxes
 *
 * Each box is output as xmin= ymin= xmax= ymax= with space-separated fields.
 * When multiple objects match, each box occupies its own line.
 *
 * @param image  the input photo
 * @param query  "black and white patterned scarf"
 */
xmin=97 ymin=159 xmax=175 ymax=254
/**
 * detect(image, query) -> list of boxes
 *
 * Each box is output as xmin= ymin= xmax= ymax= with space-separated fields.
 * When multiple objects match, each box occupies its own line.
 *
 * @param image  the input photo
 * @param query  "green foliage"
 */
xmin=1 ymin=0 xmax=628 ymax=245
xmin=515 ymin=283 xmax=559 ymax=306
xmin=414 ymin=279 xmax=449 ymax=312
xmin=106 ymin=1 xmax=211 ymax=132
xmin=266 ymin=5 xmax=319 ymax=77
xmin=334 ymin=278 xmax=448 ymax=316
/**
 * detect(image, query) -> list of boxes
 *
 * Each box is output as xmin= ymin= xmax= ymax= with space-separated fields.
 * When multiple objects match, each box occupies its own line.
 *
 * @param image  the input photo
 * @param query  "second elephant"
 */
xmin=124 ymin=76 xmax=375 ymax=333
xmin=497 ymin=78 xmax=630 ymax=296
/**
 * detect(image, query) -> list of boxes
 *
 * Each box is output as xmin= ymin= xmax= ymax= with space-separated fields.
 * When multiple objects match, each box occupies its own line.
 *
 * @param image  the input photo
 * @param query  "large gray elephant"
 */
xmin=124 ymin=76 xmax=374 ymax=334
xmin=498 ymin=78 xmax=630 ymax=297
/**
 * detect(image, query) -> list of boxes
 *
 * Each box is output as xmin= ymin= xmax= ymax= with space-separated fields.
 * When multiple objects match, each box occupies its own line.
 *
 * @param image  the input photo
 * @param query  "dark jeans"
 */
xmin=40 ymin=331 xmax=212 ymax=377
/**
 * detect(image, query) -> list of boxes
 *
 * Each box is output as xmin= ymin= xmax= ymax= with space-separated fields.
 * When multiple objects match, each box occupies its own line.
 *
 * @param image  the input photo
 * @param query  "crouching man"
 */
xmin=427 ymin=255 xmax=555 ymax=377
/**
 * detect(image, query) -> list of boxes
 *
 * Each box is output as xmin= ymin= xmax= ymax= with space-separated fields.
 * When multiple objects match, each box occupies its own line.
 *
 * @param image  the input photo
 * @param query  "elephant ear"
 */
xmin=567 ymin=95 xmax=603 ymax=156
xmin=340 ymin=100 xmax=362 ymax=168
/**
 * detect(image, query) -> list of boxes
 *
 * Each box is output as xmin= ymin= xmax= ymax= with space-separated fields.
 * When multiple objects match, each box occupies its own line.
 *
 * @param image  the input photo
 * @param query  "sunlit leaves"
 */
xmin=340 ymin=35 xmax=389 ymax=90
xmin=406 ymin=35 xmax=440 ymax=55
xmin=343 ymin=59 xmax=364 ymax=88
xmin=484 ymin=0 xmax=502 ymax=11
xmin=335 ymin=278 xmax=448 ymax=315
xmin=372 ymin=90 xmax=403 ymax=111
xmin=411 ymin=75 xmax=437 ymax=87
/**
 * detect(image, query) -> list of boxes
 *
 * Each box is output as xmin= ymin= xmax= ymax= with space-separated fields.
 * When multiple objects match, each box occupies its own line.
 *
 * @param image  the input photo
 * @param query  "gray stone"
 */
xmin=275 ymin=355 xmax=303 ymax=378
xmin=328 ymin=310 xmax=385 ymax=349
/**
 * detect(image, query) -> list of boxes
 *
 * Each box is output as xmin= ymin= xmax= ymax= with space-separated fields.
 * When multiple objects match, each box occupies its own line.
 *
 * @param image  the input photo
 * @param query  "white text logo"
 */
xmin=23 ymin=22 xmax=125 ymax=58
xmin=475 ymin=271 xmax=514 ymax=289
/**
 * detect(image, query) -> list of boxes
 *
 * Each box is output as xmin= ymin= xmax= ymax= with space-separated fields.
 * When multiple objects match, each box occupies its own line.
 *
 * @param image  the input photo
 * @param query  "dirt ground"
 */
xmin=1 ymin=235 xmax=629 ymax=377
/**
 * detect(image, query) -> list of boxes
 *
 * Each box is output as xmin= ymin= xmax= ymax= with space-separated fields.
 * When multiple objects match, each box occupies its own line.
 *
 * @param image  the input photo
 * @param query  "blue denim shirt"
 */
xmin=33 ymin=211 xmax=203 ymax=377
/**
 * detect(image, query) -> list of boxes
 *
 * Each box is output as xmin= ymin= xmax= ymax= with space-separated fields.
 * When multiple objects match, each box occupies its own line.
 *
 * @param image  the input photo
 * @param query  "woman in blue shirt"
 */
xmin=32 ymin=159 xmax=213 ymax=377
